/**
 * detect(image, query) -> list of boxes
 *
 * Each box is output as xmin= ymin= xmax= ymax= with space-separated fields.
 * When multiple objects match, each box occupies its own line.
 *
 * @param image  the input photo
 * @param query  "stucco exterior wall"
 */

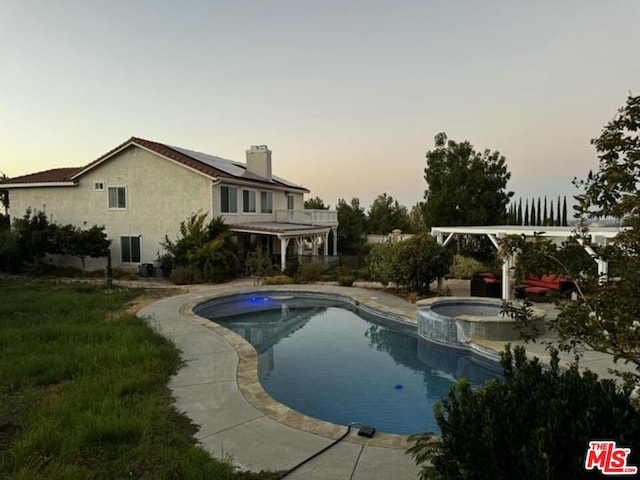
xmin=9 ymin=146 xmax=213 ymax=269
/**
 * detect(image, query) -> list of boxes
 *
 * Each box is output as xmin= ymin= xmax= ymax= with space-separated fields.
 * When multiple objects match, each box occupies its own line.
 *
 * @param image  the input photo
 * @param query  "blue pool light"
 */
xmin=394 ymin=384 xmax=404 ymax=390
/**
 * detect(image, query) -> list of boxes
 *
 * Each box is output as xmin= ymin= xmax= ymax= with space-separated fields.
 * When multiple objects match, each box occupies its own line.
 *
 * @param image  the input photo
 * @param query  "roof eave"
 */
xmin=221 ymin=177 xmax=309 ymax=193
xmin=0 ymin=182 xmax=77 ymax=188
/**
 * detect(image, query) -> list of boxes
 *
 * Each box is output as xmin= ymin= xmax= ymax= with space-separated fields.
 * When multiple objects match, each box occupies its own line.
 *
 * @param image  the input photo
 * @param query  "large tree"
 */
xmin=423 ymin=133 xmax=513 ymax=227
xmin=303 ymin=196 xmax=329 ymax=210
xmin=336 ymin=198 xmax=367 ymax=254
xmin=367 ymin=193 xmax=410 ymax=234
xmin=567 ymin=94 xmax=640 ymax=380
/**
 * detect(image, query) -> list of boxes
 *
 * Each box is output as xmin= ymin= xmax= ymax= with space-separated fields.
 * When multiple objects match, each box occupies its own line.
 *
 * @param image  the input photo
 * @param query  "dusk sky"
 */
xmin=1 ymin=1 xmax=639 ymax=210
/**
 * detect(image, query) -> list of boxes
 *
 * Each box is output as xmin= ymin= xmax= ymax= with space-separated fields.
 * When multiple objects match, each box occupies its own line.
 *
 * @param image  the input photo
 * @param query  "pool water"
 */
xmin=202 ymin=296 xmax=502 ymax=435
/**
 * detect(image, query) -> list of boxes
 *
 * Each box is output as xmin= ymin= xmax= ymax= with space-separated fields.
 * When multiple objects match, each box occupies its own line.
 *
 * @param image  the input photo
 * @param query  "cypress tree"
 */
xmin=556 ymin=196 xmax=561 ymax=226
xmin=531 ymin=199 xmax=537 ymax=226
xmin=543 ymin=196 xmax=548 ymax=225
xmin=536 ymin=197 xmax=542 ymax=226
xmin=562 ymin=196 xmax=568 ymax=226
xmin=517 ymin=199 xmax=523 ymax=225
xmin=524 ymin=199 xmax=530 ymax=226
xmin=549 ymin=201 xmax=555 ymax=227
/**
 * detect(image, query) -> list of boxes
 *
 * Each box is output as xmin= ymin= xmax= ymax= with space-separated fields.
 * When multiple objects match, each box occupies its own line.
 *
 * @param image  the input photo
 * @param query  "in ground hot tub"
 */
xmin=416 ymin=297 xmax=546 ymax=347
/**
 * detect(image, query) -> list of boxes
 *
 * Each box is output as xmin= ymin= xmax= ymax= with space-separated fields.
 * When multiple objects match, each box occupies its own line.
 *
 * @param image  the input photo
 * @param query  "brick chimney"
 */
xmin=245 ymin=145 xmax=272 ymax=180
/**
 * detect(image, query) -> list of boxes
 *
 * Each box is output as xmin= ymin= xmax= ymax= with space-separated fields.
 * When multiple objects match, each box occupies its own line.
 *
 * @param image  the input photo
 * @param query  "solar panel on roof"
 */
xmin=169 ymin=144 xmax=306 ymax=190
xmin=169 ymin=145 xmax=246 ymax=177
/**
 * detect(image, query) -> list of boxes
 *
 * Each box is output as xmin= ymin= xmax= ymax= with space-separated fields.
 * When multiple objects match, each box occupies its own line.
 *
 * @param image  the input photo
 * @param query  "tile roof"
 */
xmin=2 ymin=167 xmax=81 ymax=184
xmin=3 ymin=137 xmax=308 ymax=192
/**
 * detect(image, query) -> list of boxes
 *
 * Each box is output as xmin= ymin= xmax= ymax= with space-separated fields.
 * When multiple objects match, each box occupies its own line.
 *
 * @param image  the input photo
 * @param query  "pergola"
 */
xmin=430 ymin=225 xmax=626 ymax=300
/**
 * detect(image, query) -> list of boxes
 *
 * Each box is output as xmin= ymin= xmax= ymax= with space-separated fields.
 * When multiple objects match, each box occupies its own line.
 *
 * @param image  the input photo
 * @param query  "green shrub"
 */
xmin=408 ymin=345 xmax=640 ymax=480
xmin=169 ymin=265 xmax=197 ymax=285
xmin=162 ymin=213 xmax=237 ymax=283
xmin=365 ymin=243 xmax=396 ymax=286
xmin=338 ymin=275 xmax=355 ymax=287
xmin=298 ymin=260 xmax=327 ymax=283
xmin=262 ymin=275 xmax=295 ymax=285
xmin=449 ymin=254 xmax=485 ymax=279
xmin=390 ymin=234 xmax=452 ymax=293
xmin=245 ymin=247 xmax=276 ymax=277
xmin=358 ymin=266 xmax=372 ymax=281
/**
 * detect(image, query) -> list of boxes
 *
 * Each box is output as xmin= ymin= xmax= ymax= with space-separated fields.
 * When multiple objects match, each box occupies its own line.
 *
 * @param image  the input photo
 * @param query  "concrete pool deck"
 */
xmin=136 ymin=280 xmax=633 ymax=479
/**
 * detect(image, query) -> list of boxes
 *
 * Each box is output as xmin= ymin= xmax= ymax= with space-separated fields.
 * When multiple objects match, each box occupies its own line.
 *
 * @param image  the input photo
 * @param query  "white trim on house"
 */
xmin=3 ymin=182 xmax=77 ymax=188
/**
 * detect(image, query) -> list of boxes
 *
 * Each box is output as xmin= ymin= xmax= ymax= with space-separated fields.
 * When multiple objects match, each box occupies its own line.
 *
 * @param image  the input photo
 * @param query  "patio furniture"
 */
xmin=470 ymin=271 xmax=502 ymax=298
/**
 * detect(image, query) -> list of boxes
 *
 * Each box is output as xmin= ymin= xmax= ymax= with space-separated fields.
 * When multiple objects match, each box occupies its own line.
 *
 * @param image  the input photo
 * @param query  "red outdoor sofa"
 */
xmin=515 ymin=274 xmax=575 ymax=299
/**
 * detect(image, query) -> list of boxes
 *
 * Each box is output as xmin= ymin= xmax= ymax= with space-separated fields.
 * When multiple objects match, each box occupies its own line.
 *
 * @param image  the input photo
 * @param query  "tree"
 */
xmin=304 ymin=196 xmax=329 ymax=210
xmin=549 ymin=201 xmax=555 ymax=226
xmin=517 ymin=199 xmax=523 ymax=225
xmin=364 ymin=242 xmax=397 ymax=286
xmin=530 ymin=198 xmax=537 ymax=226
xmin=336 ymin=198 xmax=367 ymax=254
xmin=161 ymin=213 xmax=238 ymax=283
xmin=423 ymin=133 xmax=513 ymax=227
xmin=563 ymin=93 xmax=640 ymax=380
xmin=389 ymin=233 xmax=452 ymax=293
xmin=562 ymin=195 xmax=568 ymax=226
xmin=408 ymin=202 xmax=428 ymax=233
xmin=367 ymin=193 xmax=410 ymax=234
xmin=523 ymin=199 xmax=529 ymax=226
xmin=542 ymin=196 xmax=548 ymax=225
xmin=364 ymin=233 xmax=452 ymax=293
xmin=0 ymin=171 xmax=8 ymax=218
xmin=504 ymin=95 xmax=640 ymax=384
xmin=408 ymin=345 xmax=640 ymax=480
xmin=12 ymin=208 xmax=59 ymax=269
xmin=57 ymin=224 xmax=111 ymax=270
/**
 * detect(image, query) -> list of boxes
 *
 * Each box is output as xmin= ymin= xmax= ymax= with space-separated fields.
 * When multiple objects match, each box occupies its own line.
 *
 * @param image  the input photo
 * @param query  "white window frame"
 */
xmin=120 ymin=235 xmax=141 ymax=264
xmin=93 ymin=181 xmax=105 ymax=191
xmin=260 ymin=191 xmax=273 ymax=214
xmin=221 ymin=185 xmax=238 ymax=214
xmin=243 ymin=189 xmax=257 ymax=213
xmin=287 ymin=194 xmax=295 ymax=211
xmin=108 ymin=186 xmax=127 ymax=210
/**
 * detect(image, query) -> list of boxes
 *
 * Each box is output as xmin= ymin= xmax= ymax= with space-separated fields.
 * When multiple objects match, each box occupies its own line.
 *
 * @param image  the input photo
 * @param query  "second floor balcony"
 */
xmin=275 ymin=209 xmax=338 ymax=226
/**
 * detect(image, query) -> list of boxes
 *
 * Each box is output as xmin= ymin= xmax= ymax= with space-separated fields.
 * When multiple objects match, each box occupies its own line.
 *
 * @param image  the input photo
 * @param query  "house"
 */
xmin=1 ymin=137 xmax=338 ymax=271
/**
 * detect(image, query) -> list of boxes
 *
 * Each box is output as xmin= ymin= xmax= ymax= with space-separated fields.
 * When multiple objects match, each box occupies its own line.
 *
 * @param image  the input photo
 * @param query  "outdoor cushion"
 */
xmin=525 ymin=286 xmax=551 ymax=295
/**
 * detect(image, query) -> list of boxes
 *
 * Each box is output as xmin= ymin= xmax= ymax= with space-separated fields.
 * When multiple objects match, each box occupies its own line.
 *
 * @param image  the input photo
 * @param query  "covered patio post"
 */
xmin=280 ymin=237 xmax=290 ymax=271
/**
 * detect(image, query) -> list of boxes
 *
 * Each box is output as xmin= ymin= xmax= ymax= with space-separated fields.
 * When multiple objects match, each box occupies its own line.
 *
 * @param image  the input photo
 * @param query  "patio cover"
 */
xmin=228 ymin=222 xmax=337 ymax=271
xmin=430 ymin=225 xmax=626 ymax=300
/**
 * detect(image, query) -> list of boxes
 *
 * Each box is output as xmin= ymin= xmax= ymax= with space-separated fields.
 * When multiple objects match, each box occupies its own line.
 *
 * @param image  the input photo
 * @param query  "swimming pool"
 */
xmin=196 ymin=293 xmax=502 ymax=435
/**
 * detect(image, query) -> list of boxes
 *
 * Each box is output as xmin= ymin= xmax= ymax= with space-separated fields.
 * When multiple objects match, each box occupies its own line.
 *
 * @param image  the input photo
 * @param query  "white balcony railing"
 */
xmin=275 ymin=209 xmax=338 ymax=226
